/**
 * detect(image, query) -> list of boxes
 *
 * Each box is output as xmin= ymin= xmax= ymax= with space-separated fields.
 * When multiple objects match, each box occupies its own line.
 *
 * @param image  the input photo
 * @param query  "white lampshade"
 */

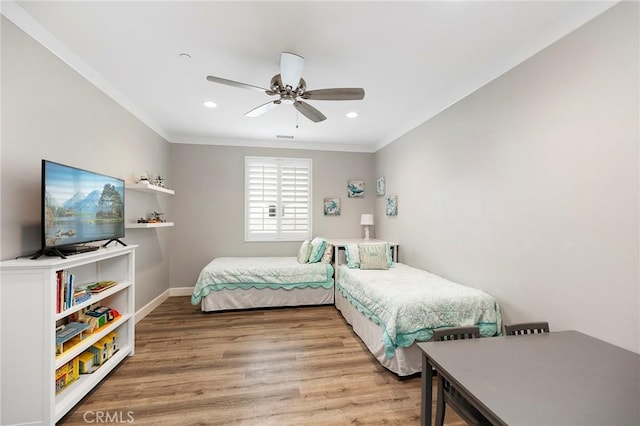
xmin=360 ymin=214 xmax=374 ymax=226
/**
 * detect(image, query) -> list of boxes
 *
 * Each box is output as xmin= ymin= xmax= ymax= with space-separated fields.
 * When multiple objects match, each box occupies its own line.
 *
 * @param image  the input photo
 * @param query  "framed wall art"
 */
xmin=323 ymin=198 xmax=341 ymax=216
xmin=347 ymin=180 xmax=365 ymax=198
xmin=376 ymin=176 xmax=386 ymax=196
xmin=386 ymin=195 xmax=398 ymax=216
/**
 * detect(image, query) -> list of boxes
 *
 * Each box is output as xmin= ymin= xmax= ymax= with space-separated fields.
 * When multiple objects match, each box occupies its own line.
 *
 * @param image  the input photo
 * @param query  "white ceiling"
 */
xmin=4 ymin=1 xmax=616 ymax=152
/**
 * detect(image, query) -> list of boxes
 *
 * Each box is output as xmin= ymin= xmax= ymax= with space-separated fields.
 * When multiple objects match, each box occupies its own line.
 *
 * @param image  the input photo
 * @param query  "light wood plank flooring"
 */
xmin=59 ymin=297 xmax=464 ymax=425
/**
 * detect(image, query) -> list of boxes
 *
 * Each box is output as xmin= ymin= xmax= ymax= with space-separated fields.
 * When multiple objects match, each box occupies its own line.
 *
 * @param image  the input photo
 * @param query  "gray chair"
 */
xmin=432 ymin=326 xmax=491 ymax=426
xmin=504 ymin=321 xmax=549 ymax=336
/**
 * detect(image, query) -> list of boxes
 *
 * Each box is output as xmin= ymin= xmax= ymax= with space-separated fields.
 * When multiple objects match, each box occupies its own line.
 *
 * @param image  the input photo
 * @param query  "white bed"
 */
xmin=192 ymin=257 xmax=334 ymax=312
xmin=335 ymin=263 xmax=502 ymax=376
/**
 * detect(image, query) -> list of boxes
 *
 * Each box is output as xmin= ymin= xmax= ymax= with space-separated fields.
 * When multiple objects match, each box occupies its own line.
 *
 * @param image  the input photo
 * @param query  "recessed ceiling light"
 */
xmin=346 ymin=112 xmax=359 ymax=118
xmin=203 ymin=101 xmax=217 ymax=108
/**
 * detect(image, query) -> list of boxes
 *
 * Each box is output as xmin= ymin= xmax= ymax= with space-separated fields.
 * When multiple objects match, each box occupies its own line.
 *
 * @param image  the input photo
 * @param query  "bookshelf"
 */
xmin=0 ymin=245 xmax=136 ymax=425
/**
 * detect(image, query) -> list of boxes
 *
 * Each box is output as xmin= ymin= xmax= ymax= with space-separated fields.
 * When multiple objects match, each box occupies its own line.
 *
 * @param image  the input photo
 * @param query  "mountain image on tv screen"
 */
xmin=44 ymin=161 xmax=124 ymax=248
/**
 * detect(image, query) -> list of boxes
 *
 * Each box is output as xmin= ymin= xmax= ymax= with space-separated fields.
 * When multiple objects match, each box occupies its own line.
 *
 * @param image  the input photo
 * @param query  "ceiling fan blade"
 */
xmin=245 ymin=100 xmax=281 ymax=117
xmin=302 ymin=88 xmax=365 ymax=101
xmin=280 ymin=52 xmax=304 ymax=88
xmin=206 ymin=75 xmax=269 ymax=93
xmin=293 ymin=100 xmax=327 ymax=123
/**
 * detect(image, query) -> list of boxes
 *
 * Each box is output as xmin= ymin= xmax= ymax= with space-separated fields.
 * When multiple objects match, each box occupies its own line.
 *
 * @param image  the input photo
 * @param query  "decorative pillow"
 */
xmin=358 ymin=242 xmax=390 ymax=270
xmin=345 ymin=244 xmax=360 ymax=268
xmin=320 ymin=244 xmax=334 ymax=264
xmin=296 ymin=240 xmax=312 ymax=264
xmin=386 ymin=243 xmax=395 ymax=268
xmin=308 ymin=237 xmax=327 ymax=263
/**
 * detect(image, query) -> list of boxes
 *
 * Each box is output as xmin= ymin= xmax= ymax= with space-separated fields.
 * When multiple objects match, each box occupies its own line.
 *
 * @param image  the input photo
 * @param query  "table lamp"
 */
xmin=360 ymin=214 xmax=374 ymax=240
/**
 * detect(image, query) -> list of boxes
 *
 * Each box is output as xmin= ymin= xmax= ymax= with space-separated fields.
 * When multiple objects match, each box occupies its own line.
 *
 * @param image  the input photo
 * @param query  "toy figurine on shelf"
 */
xmin=153 ymin=175 xmax=165 ymax=188
xmin=137 ymin=170 xmax=151 ymax=184
xmin=137 ymin=211 xmax=166 ymax=224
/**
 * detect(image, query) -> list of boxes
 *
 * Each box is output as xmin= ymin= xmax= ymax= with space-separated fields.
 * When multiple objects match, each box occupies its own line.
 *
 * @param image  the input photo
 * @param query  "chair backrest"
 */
xmin=432 ymin=326 xmax=480 ymax=342
xmin=504 ymin=321 xmax=549 ymax=336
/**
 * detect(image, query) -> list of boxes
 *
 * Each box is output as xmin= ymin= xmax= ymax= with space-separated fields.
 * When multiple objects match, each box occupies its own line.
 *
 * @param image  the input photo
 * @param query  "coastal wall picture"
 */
xmin=376 ymin=177 xmax=386 ymax=196
xmin=347 ymin=180 xmax=365 ymax=198
xmin=323 ymin=198 xmax=341 ymax=216
xmin=386 ymin=195 xmax=398 ymax=216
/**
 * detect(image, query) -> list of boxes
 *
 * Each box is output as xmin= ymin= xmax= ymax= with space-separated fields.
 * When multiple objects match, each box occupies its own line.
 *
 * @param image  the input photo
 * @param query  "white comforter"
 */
xmin=337 ymin=263 xmax=501 ymax=358
xmin=192 ymin=257 xmax=334 ymax=305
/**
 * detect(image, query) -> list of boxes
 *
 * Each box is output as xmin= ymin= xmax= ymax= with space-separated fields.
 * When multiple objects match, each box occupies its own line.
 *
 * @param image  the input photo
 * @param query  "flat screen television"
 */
xmin=32 ymin=160 xmax=126 ymax=259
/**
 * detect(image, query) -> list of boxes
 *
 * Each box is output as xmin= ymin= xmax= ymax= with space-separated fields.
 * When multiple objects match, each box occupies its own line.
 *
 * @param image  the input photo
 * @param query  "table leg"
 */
xmin=435 ymin=375 xmax=445 ymax=426
xmin=421 ymin=355 xmax=433 ymax=426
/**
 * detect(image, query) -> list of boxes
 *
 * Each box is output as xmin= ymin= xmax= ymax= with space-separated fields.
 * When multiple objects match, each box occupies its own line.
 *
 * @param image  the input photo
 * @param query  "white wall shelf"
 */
xmin=125 ymin=181 xmax=174 ymax=195
xmin=0 ymin=246 xmax=137 ymax=425
xmin=125 ymin=181 xmax=174 ymax=229
xmin=126 ymin=222 xmax=174 ymax=229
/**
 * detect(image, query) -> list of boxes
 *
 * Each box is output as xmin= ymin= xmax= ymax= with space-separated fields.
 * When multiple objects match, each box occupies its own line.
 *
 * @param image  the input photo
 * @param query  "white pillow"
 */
xmin=346 ymin=242 xmax=394 ymax=268
xmin=297 ymin=240 xmax=312 ymax=263
xmin=308 ymin=237 xmax=327 ymax=263
xmin=345 ymin=244 xmax=360 ymax=268
xmin=359 ymin=243 xmax=389 ymax=270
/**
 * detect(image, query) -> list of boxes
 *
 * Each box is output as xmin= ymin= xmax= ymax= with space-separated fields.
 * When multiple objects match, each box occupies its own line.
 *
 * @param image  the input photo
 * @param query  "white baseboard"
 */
xmin=134 ymin=287 xmax=195 ymax=323
xmin=135 ymin=289 xmax=170 ymax=323
xmin=169 ymin=287 xmax=194 ymax=297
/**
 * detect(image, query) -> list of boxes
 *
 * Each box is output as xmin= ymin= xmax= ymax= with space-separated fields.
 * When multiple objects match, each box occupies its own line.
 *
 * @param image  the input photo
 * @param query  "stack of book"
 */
xmin=73 ymin=289 xmax=91 ymax=305
xmin=56 ymin=272 xmax=119 ymax=313
xmin=56 ymin=270 xmax=77 ymax=313
xmin=86 ymin=281 xmax=117 ymax=293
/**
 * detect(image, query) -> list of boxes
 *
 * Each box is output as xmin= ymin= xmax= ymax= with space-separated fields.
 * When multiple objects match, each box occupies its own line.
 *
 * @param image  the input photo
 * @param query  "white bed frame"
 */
xmin=334 ymin=287 xmax=422 ymax=376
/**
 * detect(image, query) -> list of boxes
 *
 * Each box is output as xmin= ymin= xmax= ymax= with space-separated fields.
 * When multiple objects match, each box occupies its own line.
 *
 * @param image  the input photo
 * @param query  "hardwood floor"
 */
xmin=59 ymin=297 xmax=464 ymax=425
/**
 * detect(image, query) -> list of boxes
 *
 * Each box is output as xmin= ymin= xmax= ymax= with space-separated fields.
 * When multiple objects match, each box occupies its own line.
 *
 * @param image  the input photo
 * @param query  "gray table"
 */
xmin=418 ymin=330 xmax=640 ymax=426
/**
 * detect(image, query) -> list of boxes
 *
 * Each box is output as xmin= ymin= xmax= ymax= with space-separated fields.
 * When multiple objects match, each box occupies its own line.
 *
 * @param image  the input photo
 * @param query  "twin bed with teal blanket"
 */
xmin=192 ymin=257 xmax=334 ymax=312
xmin=192 ymin=256 xmax=501 ymax=376
xmin=335 ymin=263 xmax=502 ymax=376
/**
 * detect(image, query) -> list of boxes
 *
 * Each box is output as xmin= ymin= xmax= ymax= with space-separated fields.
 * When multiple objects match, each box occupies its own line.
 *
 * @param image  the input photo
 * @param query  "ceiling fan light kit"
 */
xmin=207 ymin=52 xmax=365 ymax=123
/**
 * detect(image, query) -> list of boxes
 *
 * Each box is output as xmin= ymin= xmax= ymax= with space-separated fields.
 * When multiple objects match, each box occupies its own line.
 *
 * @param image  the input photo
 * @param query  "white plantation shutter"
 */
xmin=247 ymin=162 xmax=278 ymax=236
xmin=245 ymin=157 xmax=312 ymax=241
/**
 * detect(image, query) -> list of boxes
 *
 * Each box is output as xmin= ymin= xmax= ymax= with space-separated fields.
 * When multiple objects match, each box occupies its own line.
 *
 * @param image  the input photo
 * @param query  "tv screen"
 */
xmin=41 ymin=160 xmax=125 ymax=252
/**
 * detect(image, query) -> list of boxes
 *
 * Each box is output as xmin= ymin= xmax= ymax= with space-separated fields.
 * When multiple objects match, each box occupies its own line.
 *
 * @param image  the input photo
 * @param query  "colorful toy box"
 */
xmin=105 ymin=331 xmax=119 ymax=355
xmin=78 ymin=351 xmax=97 ymax=374
xmin=55 ymin=356 xmax=79 ymax=394
xmin=99 ymin=336 xmax=115 ymax=359
xmin=88 ymin=331 xmax=120 ymax=366
xmin=89 ymin=340 xmax=109 ymax=366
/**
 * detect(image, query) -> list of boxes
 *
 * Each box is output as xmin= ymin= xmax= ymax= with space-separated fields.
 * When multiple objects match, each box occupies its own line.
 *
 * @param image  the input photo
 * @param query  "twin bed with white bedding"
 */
xmin=191 ymin=256 xmax=334 ymax=311
xmin=335 ymin=263 xmax=502 ymax=376
xmin=191 ymin=240 xmax=502 ymax=377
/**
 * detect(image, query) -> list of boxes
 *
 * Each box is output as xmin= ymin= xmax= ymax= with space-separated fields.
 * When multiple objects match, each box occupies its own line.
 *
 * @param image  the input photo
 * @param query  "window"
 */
xmin=245 ymin=156 xmax=312 ymax=241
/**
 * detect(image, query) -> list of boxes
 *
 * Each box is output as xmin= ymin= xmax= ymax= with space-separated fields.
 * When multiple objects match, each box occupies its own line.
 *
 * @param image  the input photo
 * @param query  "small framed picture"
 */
xmin=376 ymin=177 xmax=386 ymax=197
xmin=348 ymin=180 xmax=365 ymax=198
xmin=386 ymin=195 xmax=398 ymax=216
xmin=323 ymin=198 xmax=341 ymax=216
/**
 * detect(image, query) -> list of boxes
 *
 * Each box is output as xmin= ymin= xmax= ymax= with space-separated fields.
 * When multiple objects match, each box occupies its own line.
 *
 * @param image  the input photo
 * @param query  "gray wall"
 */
xmin=375 ymin=2 xmax=639 ymax=353
xmin=169 ymin=143 xmax=375 ymax=287
xmin=1 ymin=17 xmax=172 ymax=310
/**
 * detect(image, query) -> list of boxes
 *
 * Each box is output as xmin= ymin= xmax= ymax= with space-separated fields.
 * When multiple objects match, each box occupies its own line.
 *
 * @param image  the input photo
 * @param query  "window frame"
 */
xmin=244 ymin=156 xmax=312 ymax=242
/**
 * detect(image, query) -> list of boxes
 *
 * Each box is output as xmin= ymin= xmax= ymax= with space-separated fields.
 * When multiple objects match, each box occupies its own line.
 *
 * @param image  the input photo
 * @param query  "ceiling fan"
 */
xmin=206 ymin=52 xmax=365 ymax=123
